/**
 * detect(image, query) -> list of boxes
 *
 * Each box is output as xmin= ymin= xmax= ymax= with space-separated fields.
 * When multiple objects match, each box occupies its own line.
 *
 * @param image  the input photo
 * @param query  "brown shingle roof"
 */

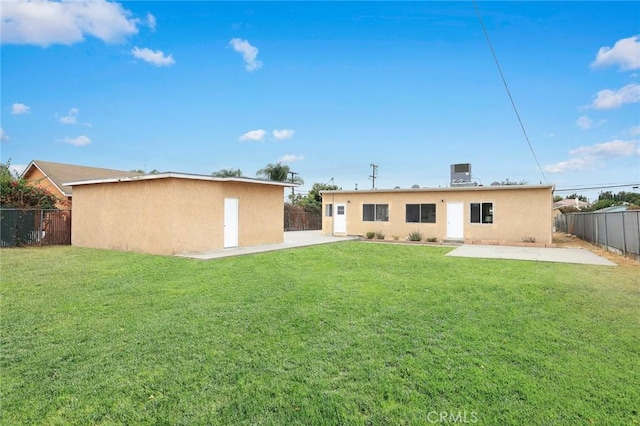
xmin=22 ymin=160 xmax=143 ymax=197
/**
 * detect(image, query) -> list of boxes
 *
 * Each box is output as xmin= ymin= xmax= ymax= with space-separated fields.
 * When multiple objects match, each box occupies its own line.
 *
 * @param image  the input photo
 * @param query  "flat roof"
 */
xmin=321 ymin=184 xmax=554 ymax=195
xmin=64 ymin=172 xmax=297 ymax=188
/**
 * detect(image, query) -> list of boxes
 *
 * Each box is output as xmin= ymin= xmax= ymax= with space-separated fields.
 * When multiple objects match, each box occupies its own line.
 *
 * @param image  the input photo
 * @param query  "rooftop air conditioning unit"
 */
xmin=450 ymin=163 xmax=476 ymax=186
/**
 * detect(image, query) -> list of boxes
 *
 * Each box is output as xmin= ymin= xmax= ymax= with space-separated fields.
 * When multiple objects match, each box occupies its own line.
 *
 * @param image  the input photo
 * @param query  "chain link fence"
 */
xmin=555 ymin=210 xmax=640 ymax=260
xmin=1 ymin=209 xmax=72 ymax=247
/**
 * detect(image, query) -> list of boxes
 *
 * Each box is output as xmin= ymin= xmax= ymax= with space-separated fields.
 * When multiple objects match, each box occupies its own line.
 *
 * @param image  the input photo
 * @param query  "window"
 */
xmin=325 ymin=204 xmax=333 ymax=217
xmin=470 ymin=202 xmax=493 ymax=224
xmin=363 ymin=204 xmax=389 ymax=222
xmin=337 ymin=205 xmax=345 ymax=215
xmin=406 ymin=204 xmax=436 ymax=223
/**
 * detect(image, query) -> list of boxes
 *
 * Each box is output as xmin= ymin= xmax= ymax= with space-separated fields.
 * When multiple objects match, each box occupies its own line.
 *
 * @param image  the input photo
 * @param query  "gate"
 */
xmin=0 ymin=209 xmax=71 ymax=247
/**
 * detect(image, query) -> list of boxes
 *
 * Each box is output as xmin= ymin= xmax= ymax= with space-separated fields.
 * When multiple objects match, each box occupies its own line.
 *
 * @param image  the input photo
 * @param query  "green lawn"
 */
xmin=1 ymin=243 xmax=638 ymax=425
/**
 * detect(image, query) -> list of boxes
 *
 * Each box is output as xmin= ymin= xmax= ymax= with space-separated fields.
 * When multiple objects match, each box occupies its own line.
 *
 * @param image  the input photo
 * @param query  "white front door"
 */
xmin=334 ymin=203 xmax=347 ymax=234
xmin=446 ymin=202 xmax=464 ymax=239
xmin=224 ymin=198 xmax=239 ymax=248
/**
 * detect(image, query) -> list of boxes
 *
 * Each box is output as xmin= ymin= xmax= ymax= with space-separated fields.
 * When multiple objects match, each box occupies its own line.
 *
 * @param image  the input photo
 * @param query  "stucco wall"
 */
xmin=23 ymin=167 xmax=70 ymax=209
xmin=72 ymin=178 xmax=284 ymax=255
xmin=322 ymin=186 xmax=553 ymax=244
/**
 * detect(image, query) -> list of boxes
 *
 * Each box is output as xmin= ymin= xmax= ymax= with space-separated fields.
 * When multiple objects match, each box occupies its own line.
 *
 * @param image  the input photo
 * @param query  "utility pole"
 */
xmin=288 ymin=171 xmax=299 ymax=200
xmin=369 ymin=163 xmax=378 ymax=189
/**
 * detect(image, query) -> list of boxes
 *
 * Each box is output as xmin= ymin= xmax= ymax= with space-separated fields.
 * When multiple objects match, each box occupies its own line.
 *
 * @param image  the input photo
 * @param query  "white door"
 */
xmin=334 ymin=203 xmax=347 ymax=234
xmin=224 ymin=198 xmax=239 ymax=248
xmin=446 ymin=202 xmax=464 ymax=239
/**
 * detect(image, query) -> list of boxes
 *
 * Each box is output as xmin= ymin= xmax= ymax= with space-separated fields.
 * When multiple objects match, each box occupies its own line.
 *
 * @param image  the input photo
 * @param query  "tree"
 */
xmin=585 ymin=190 xmax=640 ymax=211
xmin=1 ymin=160 xmax=60 ymax=209
xmin=297 ymin=182 xmax=339 ymax=212
xmin=256 ymin=162 xmax=303 ymax=184
xmin=553 ymin=195 xmax=564 ymax=202
xmin=212 ymin=168 xmax=243 ymax=178
xmin=583 ymin=199 xmax=619 ymax=212
xmin=566 ymin=193 xmax=588 ymax=202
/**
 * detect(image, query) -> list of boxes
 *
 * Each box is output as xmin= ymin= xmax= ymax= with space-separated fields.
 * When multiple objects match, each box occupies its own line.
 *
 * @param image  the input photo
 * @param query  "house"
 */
xmin=65 ymin=172 xmax=293 ymax=256
xmin=21 ymin=160 xmax=142 ymax=209
xmin=321 ymin=184 xmax=554 ymax=245
xmin=551 ymin=198 xmax=591 ymax=229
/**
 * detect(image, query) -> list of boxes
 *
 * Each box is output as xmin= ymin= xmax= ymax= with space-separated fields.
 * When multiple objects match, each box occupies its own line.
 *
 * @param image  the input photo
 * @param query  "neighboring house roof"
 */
xmin=552 ymin=198 xmax=590 ymax=210
xmin=21 ymin=160 xmax=143 ymax=197
xmin=596 ymin=205 xmax=629 ymax=213
xmin=64 ymin=172 xmax=297 ymax=188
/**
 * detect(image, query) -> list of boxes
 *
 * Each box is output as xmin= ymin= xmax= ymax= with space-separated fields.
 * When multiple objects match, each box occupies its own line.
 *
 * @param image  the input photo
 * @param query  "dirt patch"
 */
xmin=553 ymin=232 xmax=639 ymax=268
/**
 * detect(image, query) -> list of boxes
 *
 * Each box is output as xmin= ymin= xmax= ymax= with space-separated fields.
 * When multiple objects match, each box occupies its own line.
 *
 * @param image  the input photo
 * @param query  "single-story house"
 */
xmin=321 ymin=184 xmax=554 ymax=245
xmin=65 ymin=173 xmax=293 ymax=256
xmin=22 ymin=160 xmax=142 ymax=209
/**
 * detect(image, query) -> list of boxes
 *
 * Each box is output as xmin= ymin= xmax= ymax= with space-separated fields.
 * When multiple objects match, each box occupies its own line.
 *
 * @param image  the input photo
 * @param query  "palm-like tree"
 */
xmin=212 ymin=168 xmax=243 ymax=177
xmin=256 ymin=163 xmax=304 ymax=184
xmin=256 ymin=162 xmax=303 ymax=184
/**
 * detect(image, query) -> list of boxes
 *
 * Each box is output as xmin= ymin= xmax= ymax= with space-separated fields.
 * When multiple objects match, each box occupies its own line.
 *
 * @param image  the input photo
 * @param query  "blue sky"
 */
xmin=2 ymin=1 xmax=639 ymax=200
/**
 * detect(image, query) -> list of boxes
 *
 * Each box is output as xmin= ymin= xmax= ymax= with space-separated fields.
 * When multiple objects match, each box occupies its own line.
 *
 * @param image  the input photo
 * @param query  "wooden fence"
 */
xmin=284 ymin=204 xmax=322 ymax=231
xmin=0 ymin=209 xmax=72 ymax=247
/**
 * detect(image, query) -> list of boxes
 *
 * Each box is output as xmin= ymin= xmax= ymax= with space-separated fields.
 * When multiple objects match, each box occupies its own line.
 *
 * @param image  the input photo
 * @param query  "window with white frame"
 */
xmin=406 ymin=204 xmax=436 ymax=223
xmin=470 ymin=202 xmax=493 ymax=224
xmin=325 ymin=204 xmax=333 ymax=217
xmin=363 ymin=204 xmax=389 ymax=222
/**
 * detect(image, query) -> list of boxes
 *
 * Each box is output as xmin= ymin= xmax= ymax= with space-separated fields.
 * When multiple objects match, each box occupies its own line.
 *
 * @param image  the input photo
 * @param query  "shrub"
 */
xmin=392 ymin=235 xmax=400 ymax=241
xmin=366 ymin=231 xmax=376 ymax=239
xmin=407 ymin=231 xmax=422 ymax=241
xmin=426 ymin=237 xmax=438 ymax=243
xmin=521 ymin=236 xmax=536 ymax=243
xmin=375 ymin=231 xmax=385 ymax=240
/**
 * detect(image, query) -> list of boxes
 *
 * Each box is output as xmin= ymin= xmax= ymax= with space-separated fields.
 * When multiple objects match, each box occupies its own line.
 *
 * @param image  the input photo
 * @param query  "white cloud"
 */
xmin=228 ymin=38 xmax=262 ymax=72
xmin=591 ymin=35 xmax=640 ymax=71
xmin=272 ymin=129 xmax=295 ymax=140
xmin=146 ymin=12 xmax=156 ymax=32
xmin=543 ymin=158 xmax=591 ymax=174
xmin=576 ymin=115 xmax=605 ymax=130
xmin=544 ymin=139 xmax=638 ymax=173
xmin=569 ymin=140 xmax=637 ymax=158
xmin=11 ymin=103 xmax=30 ymax=115
xmin=0 ymin=127 xmax=9 ymax=142
xmin=279 ymin=154 xmax=305 ymax=163
xmin=63 ymin=135 xmax=91 ymax=146
xmin=629 ymin=125 xmax=640 ymax=137
xmin=576 ymin=115 xmax=592 ymax=130
xmin=239 ymin=129 xmax=266 ymax=142
xmin=589 ymin=83 xmax=640 ymax=109
xmin=59 ymin=107 xmax=79 ymax=124
xmin=1 ymin=0 xmax=140 ymax=46
xmin=131 ymin=47 xmax=175 ymax=67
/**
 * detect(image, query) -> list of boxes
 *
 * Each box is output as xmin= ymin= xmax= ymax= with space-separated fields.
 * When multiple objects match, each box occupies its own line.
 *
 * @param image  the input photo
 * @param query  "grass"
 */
xmin=1 ymin=243 xmax=638 ymax=425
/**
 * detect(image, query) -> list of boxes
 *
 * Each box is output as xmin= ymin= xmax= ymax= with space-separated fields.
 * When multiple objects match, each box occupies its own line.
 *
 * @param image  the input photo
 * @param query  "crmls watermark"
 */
xmin=426 ymin=410 xmax=478 ymax=424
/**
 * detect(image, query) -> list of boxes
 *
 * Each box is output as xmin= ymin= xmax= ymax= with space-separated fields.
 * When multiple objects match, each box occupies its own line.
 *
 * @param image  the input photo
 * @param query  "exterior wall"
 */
xmin=23 ymin=167 xmax=71 ymax=209
xmin=322 ymin=186 xmax=553 ymax=244
xmin=72 ymin=178 xmax=284 ymax=255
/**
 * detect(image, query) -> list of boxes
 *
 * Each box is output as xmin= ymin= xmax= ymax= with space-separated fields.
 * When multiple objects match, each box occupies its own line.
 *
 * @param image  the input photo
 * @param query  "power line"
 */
xmin=473 ymin=1 xmax=548 ymax=185
xmin=554 ymin=183 xmax=640 ymax=192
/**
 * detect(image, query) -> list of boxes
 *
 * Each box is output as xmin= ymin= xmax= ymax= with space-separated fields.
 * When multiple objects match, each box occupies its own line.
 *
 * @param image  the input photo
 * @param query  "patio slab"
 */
xmin=446 ymin=244 xmax=617 ymax=266
xmin=176 ymin=230 xmax=358 ymax=260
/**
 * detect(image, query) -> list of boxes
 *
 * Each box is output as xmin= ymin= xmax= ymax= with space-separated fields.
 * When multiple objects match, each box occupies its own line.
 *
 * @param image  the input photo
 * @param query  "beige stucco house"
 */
xmin=321 ymin=185 xmax=554 ymax=245
xmin=66 ymin=173 xmax=292 ymax=256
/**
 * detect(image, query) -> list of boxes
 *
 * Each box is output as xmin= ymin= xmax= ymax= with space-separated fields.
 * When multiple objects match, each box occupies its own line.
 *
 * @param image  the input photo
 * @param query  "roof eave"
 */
xmin=22 ymin=160 xmax=72 ymax=197
xmin=64 ymin=172 xmax=298 ymax=188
